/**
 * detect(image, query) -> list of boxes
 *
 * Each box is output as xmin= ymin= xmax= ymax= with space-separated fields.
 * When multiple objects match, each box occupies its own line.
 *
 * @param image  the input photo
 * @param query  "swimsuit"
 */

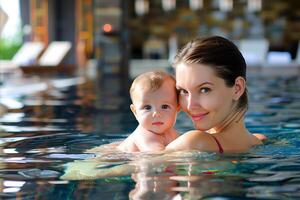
xmin=210 ymin=134 xmax=224 ymax=153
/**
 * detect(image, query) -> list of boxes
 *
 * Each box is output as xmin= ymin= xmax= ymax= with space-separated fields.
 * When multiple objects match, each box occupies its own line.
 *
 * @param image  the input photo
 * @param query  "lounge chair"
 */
xmin=20 ymin=41 xmax=74 ymax=75
xmin=0 ymin=42 xmax=45 ymax=73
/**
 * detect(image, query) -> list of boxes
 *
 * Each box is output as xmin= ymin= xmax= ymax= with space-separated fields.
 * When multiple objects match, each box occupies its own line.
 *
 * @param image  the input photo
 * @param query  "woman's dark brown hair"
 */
xmin=173 ymin=36 xmax=248 ymax=111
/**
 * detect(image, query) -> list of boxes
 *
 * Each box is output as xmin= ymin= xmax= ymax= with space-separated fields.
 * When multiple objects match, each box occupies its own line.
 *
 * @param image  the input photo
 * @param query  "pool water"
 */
xmin=0 ymin=74 xmax=300 ymax=199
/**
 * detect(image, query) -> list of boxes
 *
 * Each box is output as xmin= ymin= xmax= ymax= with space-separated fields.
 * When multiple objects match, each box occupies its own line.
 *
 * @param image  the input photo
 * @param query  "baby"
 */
xmin=118 ymin=70 xmax=179 ymax=152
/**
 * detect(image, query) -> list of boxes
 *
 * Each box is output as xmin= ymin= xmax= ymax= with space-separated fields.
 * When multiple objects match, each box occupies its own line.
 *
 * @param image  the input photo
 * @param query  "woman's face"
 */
xmin=176 ymin=63 xmax=237 ymax=131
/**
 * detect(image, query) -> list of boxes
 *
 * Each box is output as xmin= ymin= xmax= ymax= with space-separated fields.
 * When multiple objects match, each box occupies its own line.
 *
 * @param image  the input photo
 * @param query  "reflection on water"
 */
xmin=0 ymin=74 xmax=300 ymax=199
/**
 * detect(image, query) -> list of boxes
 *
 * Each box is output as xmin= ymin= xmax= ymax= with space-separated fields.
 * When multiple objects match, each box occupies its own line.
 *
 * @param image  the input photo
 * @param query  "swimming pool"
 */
xmin=0 ymin=74 xmax=300 ymax=199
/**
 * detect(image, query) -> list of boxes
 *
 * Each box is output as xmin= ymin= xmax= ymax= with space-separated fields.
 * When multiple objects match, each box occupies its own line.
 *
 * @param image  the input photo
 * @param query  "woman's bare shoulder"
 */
xmin=174 ymin=130 xmax=208 ymax=140
xmin=165 ymin=130 xmax=209 ymax=151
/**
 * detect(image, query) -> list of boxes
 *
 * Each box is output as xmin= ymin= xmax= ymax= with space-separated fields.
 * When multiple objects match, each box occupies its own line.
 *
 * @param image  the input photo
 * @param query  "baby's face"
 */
xmin=131 ymin=79 xmax=178 ymax=134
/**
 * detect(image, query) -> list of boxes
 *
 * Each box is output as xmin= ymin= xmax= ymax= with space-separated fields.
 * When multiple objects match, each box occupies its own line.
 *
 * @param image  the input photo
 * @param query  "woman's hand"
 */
xmin=253 ymin=133 xmax=267 ymax=141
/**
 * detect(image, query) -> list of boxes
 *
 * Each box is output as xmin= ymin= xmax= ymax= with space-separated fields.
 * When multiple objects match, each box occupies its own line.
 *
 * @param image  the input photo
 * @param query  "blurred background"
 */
xmin=1 ymin=0 xmax=300 ymax=110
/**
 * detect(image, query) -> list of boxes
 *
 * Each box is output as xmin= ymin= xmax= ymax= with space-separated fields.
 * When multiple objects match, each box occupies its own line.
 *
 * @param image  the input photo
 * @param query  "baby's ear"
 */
xmin=130 ymin=104 xmax=137 ymax=116
xmin=176 ymin=104 xmax=181 ymax=112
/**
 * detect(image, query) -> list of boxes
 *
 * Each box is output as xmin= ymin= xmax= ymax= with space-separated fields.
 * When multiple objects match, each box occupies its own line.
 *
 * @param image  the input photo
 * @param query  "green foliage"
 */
xmin=0 ymin=38 xmax=22 ymax=60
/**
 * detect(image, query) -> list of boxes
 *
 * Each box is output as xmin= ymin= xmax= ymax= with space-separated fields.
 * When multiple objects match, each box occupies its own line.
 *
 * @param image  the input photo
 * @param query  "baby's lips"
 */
xmin=152 ymin=122 xmax=164 ymax=126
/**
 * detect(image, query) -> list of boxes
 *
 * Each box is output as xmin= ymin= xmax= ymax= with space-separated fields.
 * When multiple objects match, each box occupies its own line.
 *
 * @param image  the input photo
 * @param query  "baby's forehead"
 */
xmin=135 ymin=78 xmax=175 ymax=93
xmin=132 ymin=89 xmax=175 ymax=104
xmin=132 ymin=91 xmax=178 ymax=107
xmin=132 ymin=86 xmax=158 ymax=99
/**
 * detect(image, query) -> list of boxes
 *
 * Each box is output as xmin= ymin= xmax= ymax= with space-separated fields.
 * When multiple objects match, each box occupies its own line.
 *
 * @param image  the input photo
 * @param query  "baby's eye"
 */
xmin=161 ymin=104 xmax=170 ymax=109
xmin=200 ymin=87 xmax=211 ymax=94
xmin=178 ymin=89 xmax=188 ymax=96
xmin=143 ymin=105 xmax=152 ymax=110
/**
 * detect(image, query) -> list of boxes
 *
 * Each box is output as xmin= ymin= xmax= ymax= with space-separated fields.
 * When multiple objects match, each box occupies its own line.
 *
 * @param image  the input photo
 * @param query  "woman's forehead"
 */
xmin=175 ymin=63 xmax=225 ymax=87
xmin=176 ymin=63 xmax=216 ymax=78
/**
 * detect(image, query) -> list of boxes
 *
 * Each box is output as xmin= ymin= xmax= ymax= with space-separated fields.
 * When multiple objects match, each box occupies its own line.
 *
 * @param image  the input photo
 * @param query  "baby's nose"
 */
xmin=152 ymin=110 xmax=161 ymax=117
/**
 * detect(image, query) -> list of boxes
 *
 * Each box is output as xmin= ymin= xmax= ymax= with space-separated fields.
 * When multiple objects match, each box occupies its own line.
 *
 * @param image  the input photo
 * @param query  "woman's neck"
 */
xmin=208 ymin=108 xmax=247 ymax=135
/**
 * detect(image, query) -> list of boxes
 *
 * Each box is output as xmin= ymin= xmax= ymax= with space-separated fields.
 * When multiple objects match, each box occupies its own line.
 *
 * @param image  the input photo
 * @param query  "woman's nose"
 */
xmin=187 ymin=94 xmax=199 ymax=111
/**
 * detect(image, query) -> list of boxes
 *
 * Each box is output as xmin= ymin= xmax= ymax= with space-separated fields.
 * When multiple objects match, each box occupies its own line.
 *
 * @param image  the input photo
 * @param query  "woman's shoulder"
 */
xmin=176 ymin=130 xmax=209 ymax=140
xmin=165 ymin=130 xmax=211 ymax=151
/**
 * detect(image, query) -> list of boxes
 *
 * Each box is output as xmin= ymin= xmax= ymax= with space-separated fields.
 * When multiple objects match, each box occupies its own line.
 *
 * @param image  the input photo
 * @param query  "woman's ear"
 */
xmin=233 ymin=76 xmax=246 ymax=100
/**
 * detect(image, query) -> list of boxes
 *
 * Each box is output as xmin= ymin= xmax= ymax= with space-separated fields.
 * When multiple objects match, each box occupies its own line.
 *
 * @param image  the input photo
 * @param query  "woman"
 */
xmin=166 ymin=36 xmax=266 ymax=153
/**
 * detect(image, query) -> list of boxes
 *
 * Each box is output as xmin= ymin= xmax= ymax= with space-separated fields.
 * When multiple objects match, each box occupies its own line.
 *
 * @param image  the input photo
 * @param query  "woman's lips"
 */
xmin=152 ymin=122 xmax=164 ymax=126
xmin=190 ymin=113 xmax=208 ymax=121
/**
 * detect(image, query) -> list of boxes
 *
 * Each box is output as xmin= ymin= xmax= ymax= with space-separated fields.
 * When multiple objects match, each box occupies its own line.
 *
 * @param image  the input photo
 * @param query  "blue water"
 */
xmin=0 ymin=74 xmax=300 ymax=199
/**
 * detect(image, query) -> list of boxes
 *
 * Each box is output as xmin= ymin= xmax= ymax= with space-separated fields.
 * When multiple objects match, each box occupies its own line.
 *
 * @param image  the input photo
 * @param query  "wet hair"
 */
xmin=130 ymin=70 xmax=177 ymax=102
xmin=173 ymin=36 xmax=248 ymax=111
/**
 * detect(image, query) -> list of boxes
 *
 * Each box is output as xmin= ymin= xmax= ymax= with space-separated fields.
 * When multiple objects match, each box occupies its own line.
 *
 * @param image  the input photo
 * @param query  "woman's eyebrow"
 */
xmin=196 ymin=82 xmax=214 ymax=88
xmin=176 ymin=82 xmax=214 ymax=89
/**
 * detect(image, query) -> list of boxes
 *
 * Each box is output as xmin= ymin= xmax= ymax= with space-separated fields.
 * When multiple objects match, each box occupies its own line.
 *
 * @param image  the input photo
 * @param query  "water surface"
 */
xmin=0 ymin=74 xmax=300 ymax=199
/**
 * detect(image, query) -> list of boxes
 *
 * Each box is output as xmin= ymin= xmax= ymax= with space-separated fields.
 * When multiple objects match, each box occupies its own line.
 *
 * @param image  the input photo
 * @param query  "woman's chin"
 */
xmin=193 ymin=123 xmax=210 ymax=132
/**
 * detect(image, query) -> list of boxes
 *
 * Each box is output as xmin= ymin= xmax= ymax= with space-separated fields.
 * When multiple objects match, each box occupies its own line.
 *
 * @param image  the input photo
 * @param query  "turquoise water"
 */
xmin=0 ymin=75 xmax=300 ymax=199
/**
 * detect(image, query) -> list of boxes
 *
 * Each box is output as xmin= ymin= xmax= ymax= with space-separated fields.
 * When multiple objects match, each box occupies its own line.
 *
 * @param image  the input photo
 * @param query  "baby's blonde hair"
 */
xmin=130 ymin=70 xmax=176 ymax=101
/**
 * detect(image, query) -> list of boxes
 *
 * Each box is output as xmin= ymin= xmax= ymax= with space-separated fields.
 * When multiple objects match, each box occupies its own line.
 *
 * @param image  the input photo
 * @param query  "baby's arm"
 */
xmin=117 ymin=133 xmax=139 ymax=152
xmin=85 ymin=141 xmax=121 ymax=153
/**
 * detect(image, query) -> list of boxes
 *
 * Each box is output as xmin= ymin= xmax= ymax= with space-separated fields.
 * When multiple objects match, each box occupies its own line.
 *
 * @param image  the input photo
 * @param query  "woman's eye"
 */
xmin=200 ymin=87 xmax=211 ymax=93
xmin=161 ymin=104 xmax=170 ymax=109
xmin=143 ymin=105 xmax=151 ymax=110
xmin=178 ymin=89 xmax=188 ymax=96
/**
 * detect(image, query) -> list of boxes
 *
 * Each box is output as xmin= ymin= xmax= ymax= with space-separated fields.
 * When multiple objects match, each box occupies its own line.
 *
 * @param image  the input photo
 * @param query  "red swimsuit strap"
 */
xmin=210 ymin=134 xmax=224 ymax=154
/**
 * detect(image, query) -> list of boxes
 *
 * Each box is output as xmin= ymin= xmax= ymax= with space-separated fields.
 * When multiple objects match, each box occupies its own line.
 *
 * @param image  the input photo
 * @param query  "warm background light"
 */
xmin=102 ymin=23 xmax=112 ymax=33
